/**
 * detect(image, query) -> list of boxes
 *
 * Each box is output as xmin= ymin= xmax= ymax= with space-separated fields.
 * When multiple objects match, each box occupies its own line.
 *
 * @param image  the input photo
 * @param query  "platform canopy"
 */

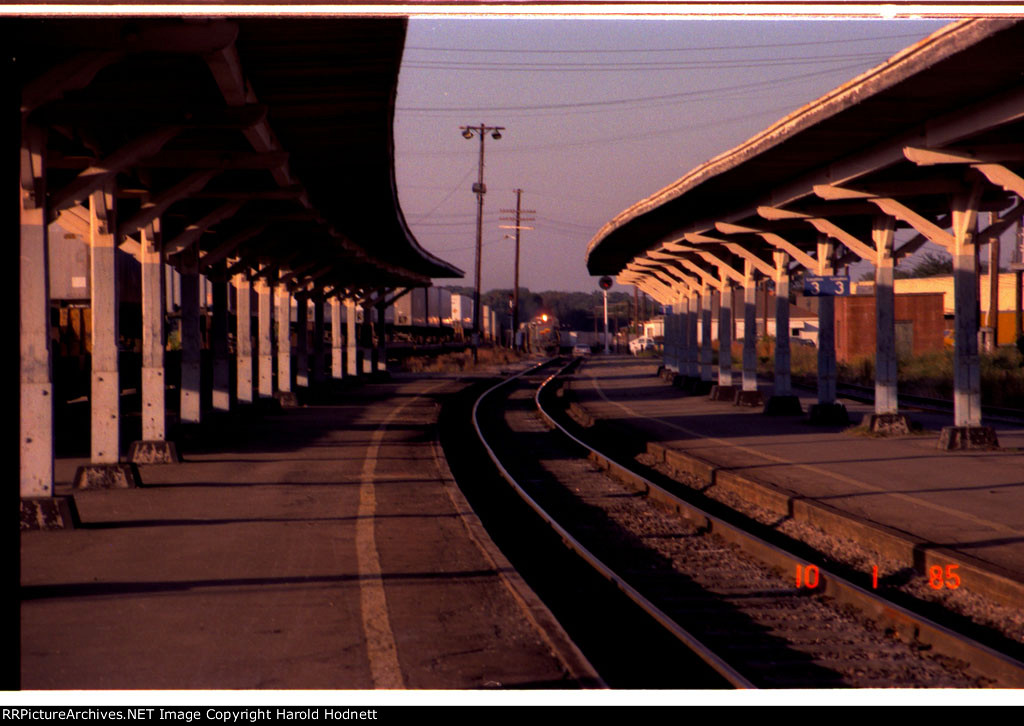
xmin=18 ymin=16 xmax=462 ymax=293
xmin=586 ymin=18 xmax=1024 ymax=301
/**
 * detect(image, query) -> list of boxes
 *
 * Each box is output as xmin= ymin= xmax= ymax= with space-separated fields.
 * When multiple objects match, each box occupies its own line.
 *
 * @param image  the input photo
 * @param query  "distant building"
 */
xmin=857 ymin=274 xmax=1022 ymax=345
xmin=834 ymin=293 xmax=945 ymax=362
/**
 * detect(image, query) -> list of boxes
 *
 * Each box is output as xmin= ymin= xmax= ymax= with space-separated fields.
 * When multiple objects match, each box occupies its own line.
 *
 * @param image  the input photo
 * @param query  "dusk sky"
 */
xmin=392 ymin=17 xmax=954 ymax=295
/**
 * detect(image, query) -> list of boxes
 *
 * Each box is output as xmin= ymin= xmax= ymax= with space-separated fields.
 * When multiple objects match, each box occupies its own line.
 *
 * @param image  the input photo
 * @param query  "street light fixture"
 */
xmin=459 ymin=123 xmax=505 ymax=362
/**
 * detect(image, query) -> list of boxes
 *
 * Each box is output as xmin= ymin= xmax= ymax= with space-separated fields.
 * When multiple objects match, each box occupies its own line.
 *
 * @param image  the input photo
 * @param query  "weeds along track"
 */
xmin=449 ymin=358 xmax=1024 ymax=689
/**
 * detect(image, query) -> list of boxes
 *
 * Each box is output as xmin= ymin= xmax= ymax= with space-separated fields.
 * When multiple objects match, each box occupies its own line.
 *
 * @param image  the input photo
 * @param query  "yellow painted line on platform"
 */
xmin=357 ymin=380 xmax=447 ymax=689
xmin=588 ymin=374 xmax=1024 ymax=537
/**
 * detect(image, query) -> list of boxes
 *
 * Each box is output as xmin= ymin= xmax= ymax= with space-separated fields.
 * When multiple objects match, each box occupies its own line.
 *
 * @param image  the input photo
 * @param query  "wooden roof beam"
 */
xmin=644 ymin=252 xmax=700 ymax=289
xmin=120 ymin=170 xmax=218 ymax=235
xmin=973 ymin=163 xmax=1024 ymax=198
xmin=904 ymin=144 xmax=1024 ymax=166
xmin=21 ymin=51 xmax=124 ymax=117
xmin=164 ymin=200 xmax=246 ymax=256
xmin=192 ymin=186 xmax=304 ymax=201
xmin=737 ymin=213 xmax=820 ymax=271
xmin=200 ymin=223 xmax=268 ymax=271
xmin=22 ymin=22 xmax=239 ymax=116
xmin=204 ymin=42 xmax=296 ymax=192
xmin=759 ymin=85 xmax=1024 ymax=215
xmin=634 ymin=261 xmax=686 ymax=291
xmin=32 ymin=102 xmax=267 ymax=130
xmin=138 ymin=150 xmax=290 ymax=169
xmin=49 ymin=126 xmax=182 ymax=213
xmin=683 ymin=232 xmax=776 ymax=278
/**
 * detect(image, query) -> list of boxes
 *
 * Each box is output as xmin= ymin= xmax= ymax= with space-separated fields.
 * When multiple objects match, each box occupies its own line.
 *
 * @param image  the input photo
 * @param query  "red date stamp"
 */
xmin=796 ymin=563 xmax=961 ymax=591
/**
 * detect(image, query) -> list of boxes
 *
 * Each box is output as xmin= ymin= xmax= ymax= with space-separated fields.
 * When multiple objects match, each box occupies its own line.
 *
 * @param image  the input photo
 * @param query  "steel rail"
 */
xmin=537 ymin=361 xmax=1024 ymax=688
xmin=471 ymin=358 xmax=756 ymax=690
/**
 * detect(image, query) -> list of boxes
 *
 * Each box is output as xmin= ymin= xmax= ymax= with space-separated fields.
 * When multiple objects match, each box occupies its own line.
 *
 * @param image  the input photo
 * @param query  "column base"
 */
xmin=734 ymin=389 xmax=764 ymax=407
xmin=21 ymin=496 xmax=80 ymax=530
xmin=868 ymin=413 xmax=912 ymax=436
xmin=73 ymin=463 xmax=140 ymax=490
xmin=808 ymin=402 xmax=849 ymax=426
xmin=127 ymin=440 xmax=180 ymax=464
xmin=763 ymin=395 xmax=803 ymax=416
xmin=274 ymin=391 xmax=299 ymax=408
xmin=709 ymin=384 xmax=737 ymax=401
xmin=938 ymin=426 xmax=999 ymax=451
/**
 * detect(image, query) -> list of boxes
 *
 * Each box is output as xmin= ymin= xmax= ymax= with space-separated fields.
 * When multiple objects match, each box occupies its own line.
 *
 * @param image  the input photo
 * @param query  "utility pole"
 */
xmin=499 ymin=188 xmax=535 ymax=350
xmin=460 ymin=123 xmax=504 ymax=363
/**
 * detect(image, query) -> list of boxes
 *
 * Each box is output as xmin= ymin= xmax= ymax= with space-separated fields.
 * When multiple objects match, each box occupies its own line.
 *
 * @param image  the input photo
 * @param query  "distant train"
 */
xmin=390 ymin=288 xmax=501 ymax=344
xmin=530 ymin=314 xmax=561 ymax=355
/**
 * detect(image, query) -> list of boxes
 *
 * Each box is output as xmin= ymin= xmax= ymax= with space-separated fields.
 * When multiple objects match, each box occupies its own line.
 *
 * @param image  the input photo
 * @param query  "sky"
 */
xmin=392 ymin=17 xmax=957 ymax=295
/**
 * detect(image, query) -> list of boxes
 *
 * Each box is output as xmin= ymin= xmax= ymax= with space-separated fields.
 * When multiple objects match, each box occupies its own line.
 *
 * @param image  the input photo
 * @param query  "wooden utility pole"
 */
xmin=499 ymin=189 xmax=534 ymax=348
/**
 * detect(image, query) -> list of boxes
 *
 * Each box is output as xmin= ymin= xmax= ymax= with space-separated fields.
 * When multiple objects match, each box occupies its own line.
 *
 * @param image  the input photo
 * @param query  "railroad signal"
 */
xmin=599 ymin=275 xmax=613 ymax=291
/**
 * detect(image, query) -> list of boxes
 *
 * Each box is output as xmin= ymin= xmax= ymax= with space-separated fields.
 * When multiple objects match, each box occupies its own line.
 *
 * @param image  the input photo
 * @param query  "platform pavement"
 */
xmin=20 ymin=373 xmax=599 ymax=690
xmin=567 ymin=355 xmax=1024 ymax=606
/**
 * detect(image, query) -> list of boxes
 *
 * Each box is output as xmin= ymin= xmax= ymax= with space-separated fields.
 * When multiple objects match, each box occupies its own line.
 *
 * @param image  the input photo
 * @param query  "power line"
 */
xmin=402 ymin=51 xmax=888 ymax=73
xmin=397 ymin=61 xmax=877 ymax=114
xmin=404 ymin=32 xmax=928 ymax=54
xmin=406 ymin=161 xmax=477 ymax=221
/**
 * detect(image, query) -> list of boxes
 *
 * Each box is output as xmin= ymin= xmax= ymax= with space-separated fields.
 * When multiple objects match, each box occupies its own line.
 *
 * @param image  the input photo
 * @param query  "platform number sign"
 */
xmin=803 ymin=275 xmax=850 ymax=296
xmin=599 ymin=276 xmax=613 ymax=291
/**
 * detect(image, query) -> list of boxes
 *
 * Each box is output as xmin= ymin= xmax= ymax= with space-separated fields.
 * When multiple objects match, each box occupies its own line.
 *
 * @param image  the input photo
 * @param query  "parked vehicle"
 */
xmin=572 ymin=343 xmax=591 ymax=357
xmin=629 ymin=336 xmax=655 ymax=355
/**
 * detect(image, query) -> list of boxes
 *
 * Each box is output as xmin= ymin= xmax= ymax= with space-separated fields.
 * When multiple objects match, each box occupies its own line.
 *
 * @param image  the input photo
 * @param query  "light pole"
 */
xmin=460 ymin=123 xmax=504 ymax=363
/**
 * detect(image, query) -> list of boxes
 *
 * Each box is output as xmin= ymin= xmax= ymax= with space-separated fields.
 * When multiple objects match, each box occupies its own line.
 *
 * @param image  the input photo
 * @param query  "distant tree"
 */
xmin=906 ymin=251 xmax=953 ymax=277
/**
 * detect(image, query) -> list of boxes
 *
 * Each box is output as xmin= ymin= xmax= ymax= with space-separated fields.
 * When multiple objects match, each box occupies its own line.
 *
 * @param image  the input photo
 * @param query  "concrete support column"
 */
xmin=774 ymin=255 xmax=792 ymax=395
xmin=688 ymin=290 xmax=700 ymax=379
xmin=74 ymin=186 xmax=138 ymax=488
xmin=234 ymin=269 xmax=253 ymax=405
xmin=313 ymin=292 xmax=326 ymax=384
xmin=295 ymin=294 xmax=309 ymax=388
xmin=874 ymin=217 xmax=898 ymax=406
xmin=668 ymin=305 xmax=679 ymax=372
xmin=817 ymin=295 xmax=837 ymax=402
xmin=362 ymin=301 xmax=374 ymax=374
xmin=256 ymin=279 xmax=274 ymax=398
xmin=179 ymin=246 xmax=202 ymax=424
xmin=127 ymin=221 xmax=179 ymax=465
xmin=330 ymin=297 xmax=344 ymax=379
xmin=941 ymin=186 xmax=997 ymax=449
xmin=674 ymin=298 xmax=687 ymax=374
xmin=737 ymin=262 xmax=763 ymax=406
xmin=376 ymin=293 xmax=388 ymax=374
xmin=810 ymin=236 xmax=846 ymax=425
xmin=869 ymin=216 xmax=910 ymax=434
xmin=700 ymin=286 xmax=714 ymax=388
xmin=276 ymin=285 xmax=293 ymax=395
xmin=139 ymin=224 xmax=166 ymax=439
xmin=20 ymin=129 xmax=55 ymax=500
xmin=346 ymin=298 xmax=358 ymax=376
xmin=765 ymin=251 xmax=800 ymax=415
xmin=210 ymin=263 xmax=230 ymax=411
xmin=712 ymin=280 xmax=735 ymax=399
xmin=952 ymin=241 xmax=981 ymax=427
xmin=89 ymin=187 xmax=120 ymax=463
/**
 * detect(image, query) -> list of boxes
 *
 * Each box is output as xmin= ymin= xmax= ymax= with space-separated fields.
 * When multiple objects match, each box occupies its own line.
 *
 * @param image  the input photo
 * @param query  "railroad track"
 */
xmin=454 ymin=357 xmax=1024 ymax=689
